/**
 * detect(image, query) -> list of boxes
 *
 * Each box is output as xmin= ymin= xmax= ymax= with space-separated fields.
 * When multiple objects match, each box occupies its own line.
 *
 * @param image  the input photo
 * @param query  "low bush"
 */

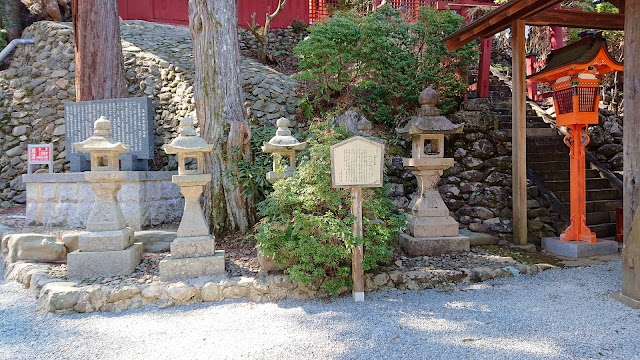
xmin=293 ymin=6 xmax=478 ymax=125
xmin=255 ymin=122 xmax=405 ymax=294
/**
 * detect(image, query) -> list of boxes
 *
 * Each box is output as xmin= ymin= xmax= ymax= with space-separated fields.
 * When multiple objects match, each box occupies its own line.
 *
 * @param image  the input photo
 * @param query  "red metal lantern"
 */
xmin=529 ymin=33 xmax=623 ymax=243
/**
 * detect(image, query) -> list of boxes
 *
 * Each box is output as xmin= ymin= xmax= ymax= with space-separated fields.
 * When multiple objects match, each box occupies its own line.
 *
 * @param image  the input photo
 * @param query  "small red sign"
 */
xmin=29 ymin=146 xmax=50 ymax=162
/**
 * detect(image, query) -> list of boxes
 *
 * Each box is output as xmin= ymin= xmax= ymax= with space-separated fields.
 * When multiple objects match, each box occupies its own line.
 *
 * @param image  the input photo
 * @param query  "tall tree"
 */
xmin=72 ymin=0 xmax=126 ymax=101
xmin=188 ymin=0 xmax=254 ymax=236
xmin=1 ymin=0 xmax=22 ymax=41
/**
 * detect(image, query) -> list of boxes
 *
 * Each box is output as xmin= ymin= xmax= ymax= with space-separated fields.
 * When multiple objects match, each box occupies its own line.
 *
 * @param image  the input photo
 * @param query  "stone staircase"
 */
xmin=487 ymin=79 xmax=622 ymax=238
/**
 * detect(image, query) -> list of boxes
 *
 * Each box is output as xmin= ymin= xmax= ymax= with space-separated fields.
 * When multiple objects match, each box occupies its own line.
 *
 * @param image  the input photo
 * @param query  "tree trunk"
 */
xmin=188 ymin=0 xmax=254 ymax=236
xmin=72 ymin=0 xmax=126 ymax=101
xmin=1 ymin=0 xmax=22 ymax=41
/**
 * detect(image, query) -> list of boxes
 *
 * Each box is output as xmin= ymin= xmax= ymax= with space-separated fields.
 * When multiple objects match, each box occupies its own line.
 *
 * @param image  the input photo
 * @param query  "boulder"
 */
xmin=333 ymin=108 xmax=373 ymax=136
xmin=5 ymin=233 xmax=66 ymax=263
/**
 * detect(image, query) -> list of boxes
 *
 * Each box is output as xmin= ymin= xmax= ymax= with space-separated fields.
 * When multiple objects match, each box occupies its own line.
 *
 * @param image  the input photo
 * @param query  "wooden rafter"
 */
xmin=525 ymin=9 xmax=624 ymax=30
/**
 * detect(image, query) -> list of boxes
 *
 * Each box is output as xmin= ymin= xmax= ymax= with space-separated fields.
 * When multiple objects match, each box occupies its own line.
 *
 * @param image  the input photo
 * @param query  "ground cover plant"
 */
xmin=293 ymin=5 xmax=478 ymax=126
xmin=255 ymin=122 xmax=405 ymax=294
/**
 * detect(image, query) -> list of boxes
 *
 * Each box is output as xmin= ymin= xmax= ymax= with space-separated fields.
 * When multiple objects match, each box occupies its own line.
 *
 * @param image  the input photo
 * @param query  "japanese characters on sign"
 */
xmin=330 ymin=136 xmax=384 ymax=188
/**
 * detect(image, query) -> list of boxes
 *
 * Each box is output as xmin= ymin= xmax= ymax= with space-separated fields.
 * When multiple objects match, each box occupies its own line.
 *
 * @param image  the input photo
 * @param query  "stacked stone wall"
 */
xmin=0 ymin=21 xmax=300 ymax=205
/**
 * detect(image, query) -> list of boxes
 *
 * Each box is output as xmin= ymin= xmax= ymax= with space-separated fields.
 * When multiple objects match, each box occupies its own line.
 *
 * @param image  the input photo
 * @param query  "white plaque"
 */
xmin=330 ymin=136 xmax=384 ymax=188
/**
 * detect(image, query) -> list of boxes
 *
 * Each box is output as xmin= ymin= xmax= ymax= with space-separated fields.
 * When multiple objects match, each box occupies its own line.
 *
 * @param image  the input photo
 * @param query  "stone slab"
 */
xmin=23 ymin=171 xmax=182 ymax=230
xmin=407 ymin=214 xmax=459 ymax=238
xmin=159 ymin=250 xmax=225 ymax=280
xmin=66 ymin=243 xmax=143 ymax=279
xmin=611 ymin=291 xmax=640 ymax=309
xmin=77 ymin=228 xmax=134 ymax=252
xmin=399 ymin=233 xmax=470 ymax=257
xmin=460 ymin=229 xmax=498 ymax=246
xmin=65 ymin=97 xmax=153 ymax=171
xmin=170 ymin=235 xmax=216 ymax=258
xmin=542 ymin=237 xmax=619 ymax=258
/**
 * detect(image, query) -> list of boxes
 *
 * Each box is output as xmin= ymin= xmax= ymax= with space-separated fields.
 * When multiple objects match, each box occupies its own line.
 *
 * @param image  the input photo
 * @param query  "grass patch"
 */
xmin=480 ymin=245 xmax=562 ymax=267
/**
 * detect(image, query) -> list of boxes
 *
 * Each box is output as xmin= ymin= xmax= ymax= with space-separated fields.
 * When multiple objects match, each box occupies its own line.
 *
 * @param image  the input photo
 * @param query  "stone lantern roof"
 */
xmin=262 ymin=118 xmax=307 ymax=153
xmin=73 ymin=117 xmax=130 ymax=153
xmin=163 ymin=117 xmax=214 ymax=155
xmin=396 ymin=88 xmax=464 ymax=136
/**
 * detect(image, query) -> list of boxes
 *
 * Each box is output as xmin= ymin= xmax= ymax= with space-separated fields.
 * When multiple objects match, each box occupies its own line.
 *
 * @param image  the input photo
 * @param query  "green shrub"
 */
xmin=293 ymin=6 xmax=478 ymax=125
xmin=255 ymin=122 xmax=405 ymax=295
xmin=0 ymin=29 xmax=7 ymax=50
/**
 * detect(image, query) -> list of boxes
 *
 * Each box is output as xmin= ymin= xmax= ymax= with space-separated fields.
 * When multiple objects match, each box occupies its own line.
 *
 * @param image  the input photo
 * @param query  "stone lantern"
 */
xmin=159 ymin=117 xmax=225 ymax=279
xmin=67 ymin=117 xmax=142 ymax=279
xmin=530 ymin=32 xmax=621 ymax=256
xmin=395 ymin=88 xmax=469 ymax=257
xmin=261 ymin=117 xmax=306 ymax=183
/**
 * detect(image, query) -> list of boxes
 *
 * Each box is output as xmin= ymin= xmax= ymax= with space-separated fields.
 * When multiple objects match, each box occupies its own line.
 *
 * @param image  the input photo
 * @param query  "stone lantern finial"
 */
xmin=261 ymin=117 xmax=307 ymax=184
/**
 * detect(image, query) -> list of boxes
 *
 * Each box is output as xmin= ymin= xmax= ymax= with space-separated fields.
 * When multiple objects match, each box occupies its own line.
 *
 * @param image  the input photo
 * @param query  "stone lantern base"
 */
xmin=159 ymin=249 xmax=225 ymax=280
xmin=67 ymin=228 xmax=142 ymax=279
xmin=398 ymin=233 xmax=469 ymax=258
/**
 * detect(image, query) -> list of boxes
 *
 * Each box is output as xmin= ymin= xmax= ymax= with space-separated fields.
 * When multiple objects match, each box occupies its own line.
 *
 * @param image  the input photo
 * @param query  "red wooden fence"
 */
xmin=118 ymin=0 xmax=309 ymax=28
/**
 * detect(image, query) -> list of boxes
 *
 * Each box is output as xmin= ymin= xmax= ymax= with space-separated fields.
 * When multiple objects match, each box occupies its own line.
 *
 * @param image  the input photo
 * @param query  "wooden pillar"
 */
xmin=622 ymin=0 xmax=640 ymax=302
xmin=512 ymin=20 xmax=527 ymax=245
xmin=477 ymin=37 xmax=492 ymax=98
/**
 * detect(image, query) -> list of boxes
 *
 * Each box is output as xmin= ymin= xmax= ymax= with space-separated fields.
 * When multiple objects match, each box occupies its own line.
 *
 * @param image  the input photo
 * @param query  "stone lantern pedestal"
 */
xmin=396 ymin=88 xmax=469 ymax=257
xmin=261 ymin=117 xmax=306 ymax=184
xmin=67 ymin=117 xmax=142 ymax=279
xmin=159 ymin=117 xmax=225 ymax=279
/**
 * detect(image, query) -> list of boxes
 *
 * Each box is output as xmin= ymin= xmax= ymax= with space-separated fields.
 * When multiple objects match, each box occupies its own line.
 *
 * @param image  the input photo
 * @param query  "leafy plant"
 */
xmin=255 ymin=122 xmax=405 ymax=294
xmin=293 ymin=6 xmax=478 ymax=125
xmin=0 ymin=29 xmax=7 ymax=50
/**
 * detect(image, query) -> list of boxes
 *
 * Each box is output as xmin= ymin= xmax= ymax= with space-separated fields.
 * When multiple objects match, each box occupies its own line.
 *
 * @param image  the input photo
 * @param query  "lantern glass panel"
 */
xmin=555 ymin=88 xmax=574 ymax=115
xmin=578 ymin=87 xmax=598 ymax=112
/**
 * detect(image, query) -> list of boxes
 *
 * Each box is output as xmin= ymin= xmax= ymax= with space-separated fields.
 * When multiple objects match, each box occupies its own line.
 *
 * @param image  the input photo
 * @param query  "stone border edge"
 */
xmin=1 ymin=254 xmax=555 ymax=314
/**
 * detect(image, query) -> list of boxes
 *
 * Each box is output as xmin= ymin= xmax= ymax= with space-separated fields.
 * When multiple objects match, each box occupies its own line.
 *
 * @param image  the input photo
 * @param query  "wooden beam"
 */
xmin=525 ymin=9 xmax=624 ymax=29
xmin=622 ymin=0 xmax=640 ymax=304
xmin=512 ymin=20 xmax=528 ymax=245
xmin=445 ymin=0 xmax=563 ymax=51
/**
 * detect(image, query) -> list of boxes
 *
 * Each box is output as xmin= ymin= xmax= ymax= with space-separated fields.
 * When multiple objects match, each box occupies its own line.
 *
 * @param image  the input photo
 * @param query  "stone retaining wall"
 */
xmin=2 ymin=253 xmax=552 ymax=314
xmin=23 ymin=171 xmax=182 ymax=230
xmin=0 ymin=21 xmax=300 ymax=205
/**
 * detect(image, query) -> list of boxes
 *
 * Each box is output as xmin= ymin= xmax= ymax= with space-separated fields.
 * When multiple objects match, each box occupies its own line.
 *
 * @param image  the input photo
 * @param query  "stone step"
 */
xmin=537 ymin=169 xmax=601 ymax=181
xmin=503 ymin=128 xmax=559 ymax=137
xmin=589 ymin=222 xmax=618 ymax=238
xmin=586 ymin=211 xmax=617 ymax=226
xmin=529 ymin=160 xmax=570 ymax=171
xmin=544 ymin=178 xmax=610 ymax=192
xmin=582 ymin=199 xmax=623 ymax=213
xmin=527 ymin=142 xmax=568 ymax=153
xmin=555 ymin=189 xmax=620 ymax=202
xmin=527 ymin=152 xmax=570 ymax=162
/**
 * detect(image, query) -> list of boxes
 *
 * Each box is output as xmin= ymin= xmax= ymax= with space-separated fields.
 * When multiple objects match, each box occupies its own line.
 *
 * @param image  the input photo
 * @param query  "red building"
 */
xmin=117 ymin=0 xmax=310 ymax=28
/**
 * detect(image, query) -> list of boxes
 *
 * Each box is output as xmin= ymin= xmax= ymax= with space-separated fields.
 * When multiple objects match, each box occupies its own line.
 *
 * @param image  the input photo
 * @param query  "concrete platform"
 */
xmin=159 ymin=250 xmax=225 ymax=280
xmin=67 ymin=243 xmax=143 ymax=279
xmin=542 ymin=237 xmax=619 ymax=258
xmin=398 ymin=233 xmax=469 ymax=257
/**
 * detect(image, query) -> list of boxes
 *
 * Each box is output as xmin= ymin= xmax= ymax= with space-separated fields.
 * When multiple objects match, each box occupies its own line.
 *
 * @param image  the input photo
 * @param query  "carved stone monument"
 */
xmin=159 ymin=117 xmax=225 ymax=279
xmin=66 ymin=117 xmax=143 ymax=279
xmin=65 ymin=97 xmax=154 ymax=171
xmin=396 ymin=88 xmax=469 ymax=256
xmin=261 ymin=117 xmax=306 ymax=184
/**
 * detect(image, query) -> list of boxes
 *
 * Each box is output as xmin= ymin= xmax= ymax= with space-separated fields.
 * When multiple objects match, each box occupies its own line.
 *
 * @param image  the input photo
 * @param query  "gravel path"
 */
xmin=1 ymin=261 xmax=639 ymax=360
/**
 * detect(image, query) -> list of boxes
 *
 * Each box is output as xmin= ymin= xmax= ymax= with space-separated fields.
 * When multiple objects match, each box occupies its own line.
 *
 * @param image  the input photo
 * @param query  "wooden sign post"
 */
xmin=330 ymin=136 xmax=384 ymax=302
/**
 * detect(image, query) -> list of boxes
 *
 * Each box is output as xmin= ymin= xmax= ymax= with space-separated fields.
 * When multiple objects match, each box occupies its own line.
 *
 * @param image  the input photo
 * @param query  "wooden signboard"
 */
xmin=330 ymin=136 xmax=385 ymax=302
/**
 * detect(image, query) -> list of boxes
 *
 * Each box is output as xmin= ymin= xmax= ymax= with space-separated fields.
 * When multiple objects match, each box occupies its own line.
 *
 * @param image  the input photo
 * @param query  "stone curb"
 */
xmin=1 ymin=254 xmax=555 ymax=314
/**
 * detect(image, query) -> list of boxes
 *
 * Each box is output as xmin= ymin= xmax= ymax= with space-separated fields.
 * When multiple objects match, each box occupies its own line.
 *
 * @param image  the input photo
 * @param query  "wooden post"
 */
xmin=512 ymin=20 xmax=527 ymax=245
xmin=622 ymin=0 xmax=640 ymax=303
xmin=477 ymin=37 xmax=492 ymax=98
xmin=351 ymin=187 xmax=364 ymax=302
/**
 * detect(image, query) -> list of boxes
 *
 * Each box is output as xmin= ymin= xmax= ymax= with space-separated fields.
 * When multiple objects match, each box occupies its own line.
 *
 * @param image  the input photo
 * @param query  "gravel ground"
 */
xmin=1 ymin=261 xmax=639 ymax=360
